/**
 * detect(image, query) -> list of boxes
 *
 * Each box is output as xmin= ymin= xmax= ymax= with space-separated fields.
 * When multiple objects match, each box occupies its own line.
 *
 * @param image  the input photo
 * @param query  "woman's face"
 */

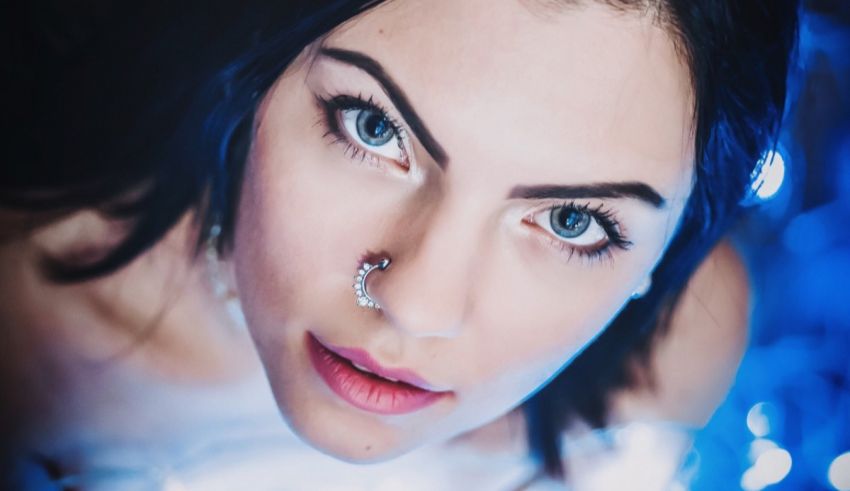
xmin=233 ymin=0 xmax=694 ymax=462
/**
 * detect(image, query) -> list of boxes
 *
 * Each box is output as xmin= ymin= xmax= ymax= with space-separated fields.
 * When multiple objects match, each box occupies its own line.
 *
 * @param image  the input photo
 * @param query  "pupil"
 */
xmin=563 ymin=211 xmax=580 ymax=229
xmin=366 ymin=115 xmax=387 ymax=137
xmin=551 ymin=207 xmax=590 ymax=238
xmin=356 ymin=109 xmax=393 ymax=146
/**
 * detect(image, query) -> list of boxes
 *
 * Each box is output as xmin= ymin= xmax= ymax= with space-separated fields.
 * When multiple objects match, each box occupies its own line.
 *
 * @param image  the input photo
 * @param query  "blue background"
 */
xmin=692 ymin=2 xmax=850 ymax=489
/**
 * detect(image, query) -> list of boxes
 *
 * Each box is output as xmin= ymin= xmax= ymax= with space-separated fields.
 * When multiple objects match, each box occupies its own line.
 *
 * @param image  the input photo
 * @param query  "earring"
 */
xmin=205 ymin=220 xmax=247 ymax=330
xmin=205 ymin=221 xmax=228 ymax=298
xmin=354 ymin=257 xmax=391 ymax=310
xmin=631 ymin=276 xmax=652 ymax=300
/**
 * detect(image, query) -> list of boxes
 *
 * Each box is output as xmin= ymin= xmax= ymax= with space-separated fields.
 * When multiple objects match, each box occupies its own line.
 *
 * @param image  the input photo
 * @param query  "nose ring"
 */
xmin=354 ymin=257 xmax=391 ymax=310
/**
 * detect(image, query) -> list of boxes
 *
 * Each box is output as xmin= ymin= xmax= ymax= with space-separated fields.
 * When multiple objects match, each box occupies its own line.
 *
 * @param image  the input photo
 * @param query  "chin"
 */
xmin=293 ymin=418 xmax=415 ymax=464
xmin=274 ymin=391 xmax=417 ymax=463
xmin=320 ymin=444 xmax=408 ymax=465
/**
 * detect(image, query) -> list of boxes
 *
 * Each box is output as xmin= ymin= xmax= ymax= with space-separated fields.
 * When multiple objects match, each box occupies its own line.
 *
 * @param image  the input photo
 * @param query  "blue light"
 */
xmin=751 ymin=149 xmax=787 ymax=201
xmin=746 ymin=403 xmax=772 ymax=438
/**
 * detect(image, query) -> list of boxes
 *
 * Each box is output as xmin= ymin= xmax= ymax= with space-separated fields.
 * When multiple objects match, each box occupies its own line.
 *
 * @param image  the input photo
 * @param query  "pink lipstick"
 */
xmin=306 ymin=332 xmax=450 ymax=415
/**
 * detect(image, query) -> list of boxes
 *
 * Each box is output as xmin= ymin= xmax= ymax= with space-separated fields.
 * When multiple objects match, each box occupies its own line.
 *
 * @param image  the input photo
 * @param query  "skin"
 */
xmin=233 ymin=0 xmax=695 ymax=463
xmin=0 ymin=2 xmax=753 ymax=487
xmin=0 ymin=211 xmax=748 ymax=488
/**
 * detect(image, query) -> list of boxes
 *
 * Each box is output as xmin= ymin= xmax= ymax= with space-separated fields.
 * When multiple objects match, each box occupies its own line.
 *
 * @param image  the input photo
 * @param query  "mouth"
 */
xmin=306 ymin=332 xmax=451 ymax=415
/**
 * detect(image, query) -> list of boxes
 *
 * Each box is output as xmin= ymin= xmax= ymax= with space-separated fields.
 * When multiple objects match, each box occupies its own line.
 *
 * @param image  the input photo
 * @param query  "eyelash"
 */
xmin=315 ymin=92 xmax=409 ymax=170
xmin=314 ymin=93 xmax=631 ymax=264
xmin=525 ymin=201 xmax=632 ymax=263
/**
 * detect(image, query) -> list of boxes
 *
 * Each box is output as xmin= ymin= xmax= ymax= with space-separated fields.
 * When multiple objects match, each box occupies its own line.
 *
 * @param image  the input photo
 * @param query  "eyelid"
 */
xmin=534 ymin=205 xmax=607 ymax=247
xmin=322 ymin=93 xmax=410 ymax=146
xmin=316 ymin=93 xmax=413 ymax=171
xmin=521 ymin=201 xmax=633 ymax=262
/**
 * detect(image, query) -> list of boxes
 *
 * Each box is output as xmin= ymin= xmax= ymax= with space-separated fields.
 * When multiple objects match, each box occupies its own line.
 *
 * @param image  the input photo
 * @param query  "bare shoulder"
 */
xmin=611 ymin=239 xmax=751 ymax=427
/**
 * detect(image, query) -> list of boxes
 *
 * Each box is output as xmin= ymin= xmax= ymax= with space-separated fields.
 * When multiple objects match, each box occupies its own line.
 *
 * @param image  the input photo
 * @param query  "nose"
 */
xmin=366 ymin=198 xmax=483 ymax=338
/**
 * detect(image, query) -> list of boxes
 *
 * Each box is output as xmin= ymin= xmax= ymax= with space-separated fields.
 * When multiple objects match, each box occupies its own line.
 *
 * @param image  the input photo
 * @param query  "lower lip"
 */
xmin=306 ymin=333 xmax=447 ymax=415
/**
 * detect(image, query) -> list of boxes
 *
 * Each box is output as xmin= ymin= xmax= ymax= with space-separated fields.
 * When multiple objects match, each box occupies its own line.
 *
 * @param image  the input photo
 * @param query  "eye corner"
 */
xmin=520 ymin=212 xmax=542 ymax=229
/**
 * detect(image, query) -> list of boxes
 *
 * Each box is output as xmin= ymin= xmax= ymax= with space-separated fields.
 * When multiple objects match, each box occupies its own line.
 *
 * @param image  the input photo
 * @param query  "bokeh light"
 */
xmin=746 ymin=403 xmax=773 ymax=438
xmin=751 ymin=149 xmax=787 ymax=201
xmin=829 ymin=452 xmax=850 ymax=491
xmin=741 ymin=448 xmax=793 ymax=490
xmin=690 ymin=5 xmax=850 ymax=491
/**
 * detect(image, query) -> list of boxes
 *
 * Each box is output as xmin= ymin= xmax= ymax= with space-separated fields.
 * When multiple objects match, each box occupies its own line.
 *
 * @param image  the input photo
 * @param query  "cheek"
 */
xmin=447 ymin=284 xmax=631 ymax=427
xmin=478 ymin=287 xmax=625 ymax=375
xmin=453 ymin=241 xmax=646 ymax=399
xmin=455 ymin=205 xmax=681 ymax=408
xmin=231 ymin=93 xmax=340 ymax=343
xmin=234 ymin=160 xmax=341 ymax=325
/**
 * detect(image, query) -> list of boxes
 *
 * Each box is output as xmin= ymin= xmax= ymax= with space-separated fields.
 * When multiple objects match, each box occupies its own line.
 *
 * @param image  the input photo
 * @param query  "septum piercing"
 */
xmin=354 ymin=258 xmax=391 ymax=310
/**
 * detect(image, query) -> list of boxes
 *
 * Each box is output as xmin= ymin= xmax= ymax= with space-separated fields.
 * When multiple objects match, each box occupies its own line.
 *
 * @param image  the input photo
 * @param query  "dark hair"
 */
xmin=3 ymin=0 xmax=798 ymax=479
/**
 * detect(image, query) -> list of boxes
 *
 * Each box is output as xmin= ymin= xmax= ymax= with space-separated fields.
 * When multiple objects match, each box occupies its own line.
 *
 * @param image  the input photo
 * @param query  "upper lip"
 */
xmin=316 ymin=335 xmax=449 ymax=392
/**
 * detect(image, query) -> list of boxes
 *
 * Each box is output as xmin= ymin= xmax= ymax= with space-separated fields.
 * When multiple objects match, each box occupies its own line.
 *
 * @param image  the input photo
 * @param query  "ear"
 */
xmin=631 ymin=276 xmax=652 ymax=299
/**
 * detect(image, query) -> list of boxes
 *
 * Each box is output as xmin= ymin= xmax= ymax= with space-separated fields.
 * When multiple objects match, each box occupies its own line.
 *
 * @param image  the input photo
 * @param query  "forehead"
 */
xmin=324 ymin=0 xmax=695 ymax=196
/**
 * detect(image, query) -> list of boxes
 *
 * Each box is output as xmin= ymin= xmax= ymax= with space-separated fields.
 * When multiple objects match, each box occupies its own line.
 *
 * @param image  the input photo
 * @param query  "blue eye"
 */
xmin=550 ymin=207 xmax=591 ymax=239
xmin=339 ymin=107 xmax=406 ymax=163
xmin=356 ymin=109 xmax=395 ymax=146
xmin=530 ymin=203 xmax=610 ymax=248
xmin=525 ymin=202 xmax=632 ymax=262
xmin=316 ymin=93 xmax=409 ymax=171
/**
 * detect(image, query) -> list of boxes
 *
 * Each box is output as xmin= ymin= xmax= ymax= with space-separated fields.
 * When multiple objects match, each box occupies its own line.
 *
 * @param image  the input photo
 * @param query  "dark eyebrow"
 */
xmin=507 ymin=182 xmax=666 ymax=208
xmin=319 ymin=47 xmax=449 ymax=169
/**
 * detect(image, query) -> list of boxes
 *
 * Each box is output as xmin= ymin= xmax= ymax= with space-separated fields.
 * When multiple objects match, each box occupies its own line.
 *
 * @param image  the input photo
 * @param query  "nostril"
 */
xmin=358 ymin=249 xmax=393 ymax=269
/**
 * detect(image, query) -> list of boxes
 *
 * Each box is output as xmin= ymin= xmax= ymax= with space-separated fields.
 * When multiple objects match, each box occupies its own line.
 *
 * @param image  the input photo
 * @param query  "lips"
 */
xmin=306 ymin=332 xmax=450 ymax=415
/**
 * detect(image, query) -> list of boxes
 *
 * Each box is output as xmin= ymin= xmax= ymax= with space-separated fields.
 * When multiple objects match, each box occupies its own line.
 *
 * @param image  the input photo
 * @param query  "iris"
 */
xmin=551 ymin=207 xmax=591 ymax=239
xmin=356 ymin=108 xmax=394 ymax=146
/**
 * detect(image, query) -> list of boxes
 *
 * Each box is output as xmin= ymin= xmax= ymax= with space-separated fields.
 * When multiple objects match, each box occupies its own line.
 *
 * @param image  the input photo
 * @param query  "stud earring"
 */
xmin=631 ymin=276 xmax=652 ymax=300
xmin=354 ymin=257 xmax=391 ymax=310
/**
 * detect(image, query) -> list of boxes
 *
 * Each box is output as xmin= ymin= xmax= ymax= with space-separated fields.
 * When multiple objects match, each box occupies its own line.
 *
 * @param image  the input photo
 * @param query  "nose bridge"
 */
xmin=371 ymin=190 xmax=485 ymax=338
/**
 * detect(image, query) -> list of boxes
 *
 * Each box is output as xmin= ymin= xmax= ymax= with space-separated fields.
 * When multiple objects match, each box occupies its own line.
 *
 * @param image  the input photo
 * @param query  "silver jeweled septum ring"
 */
xmin=354 ymin=258 xmax=391 ymax=310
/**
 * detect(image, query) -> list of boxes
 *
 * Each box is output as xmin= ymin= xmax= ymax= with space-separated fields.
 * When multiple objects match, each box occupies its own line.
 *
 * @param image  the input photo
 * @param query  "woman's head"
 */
xmin=233 ymin=0 xmax=695 ymax=461
xmin=6 ymin=0 xmax=798 ymax=473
